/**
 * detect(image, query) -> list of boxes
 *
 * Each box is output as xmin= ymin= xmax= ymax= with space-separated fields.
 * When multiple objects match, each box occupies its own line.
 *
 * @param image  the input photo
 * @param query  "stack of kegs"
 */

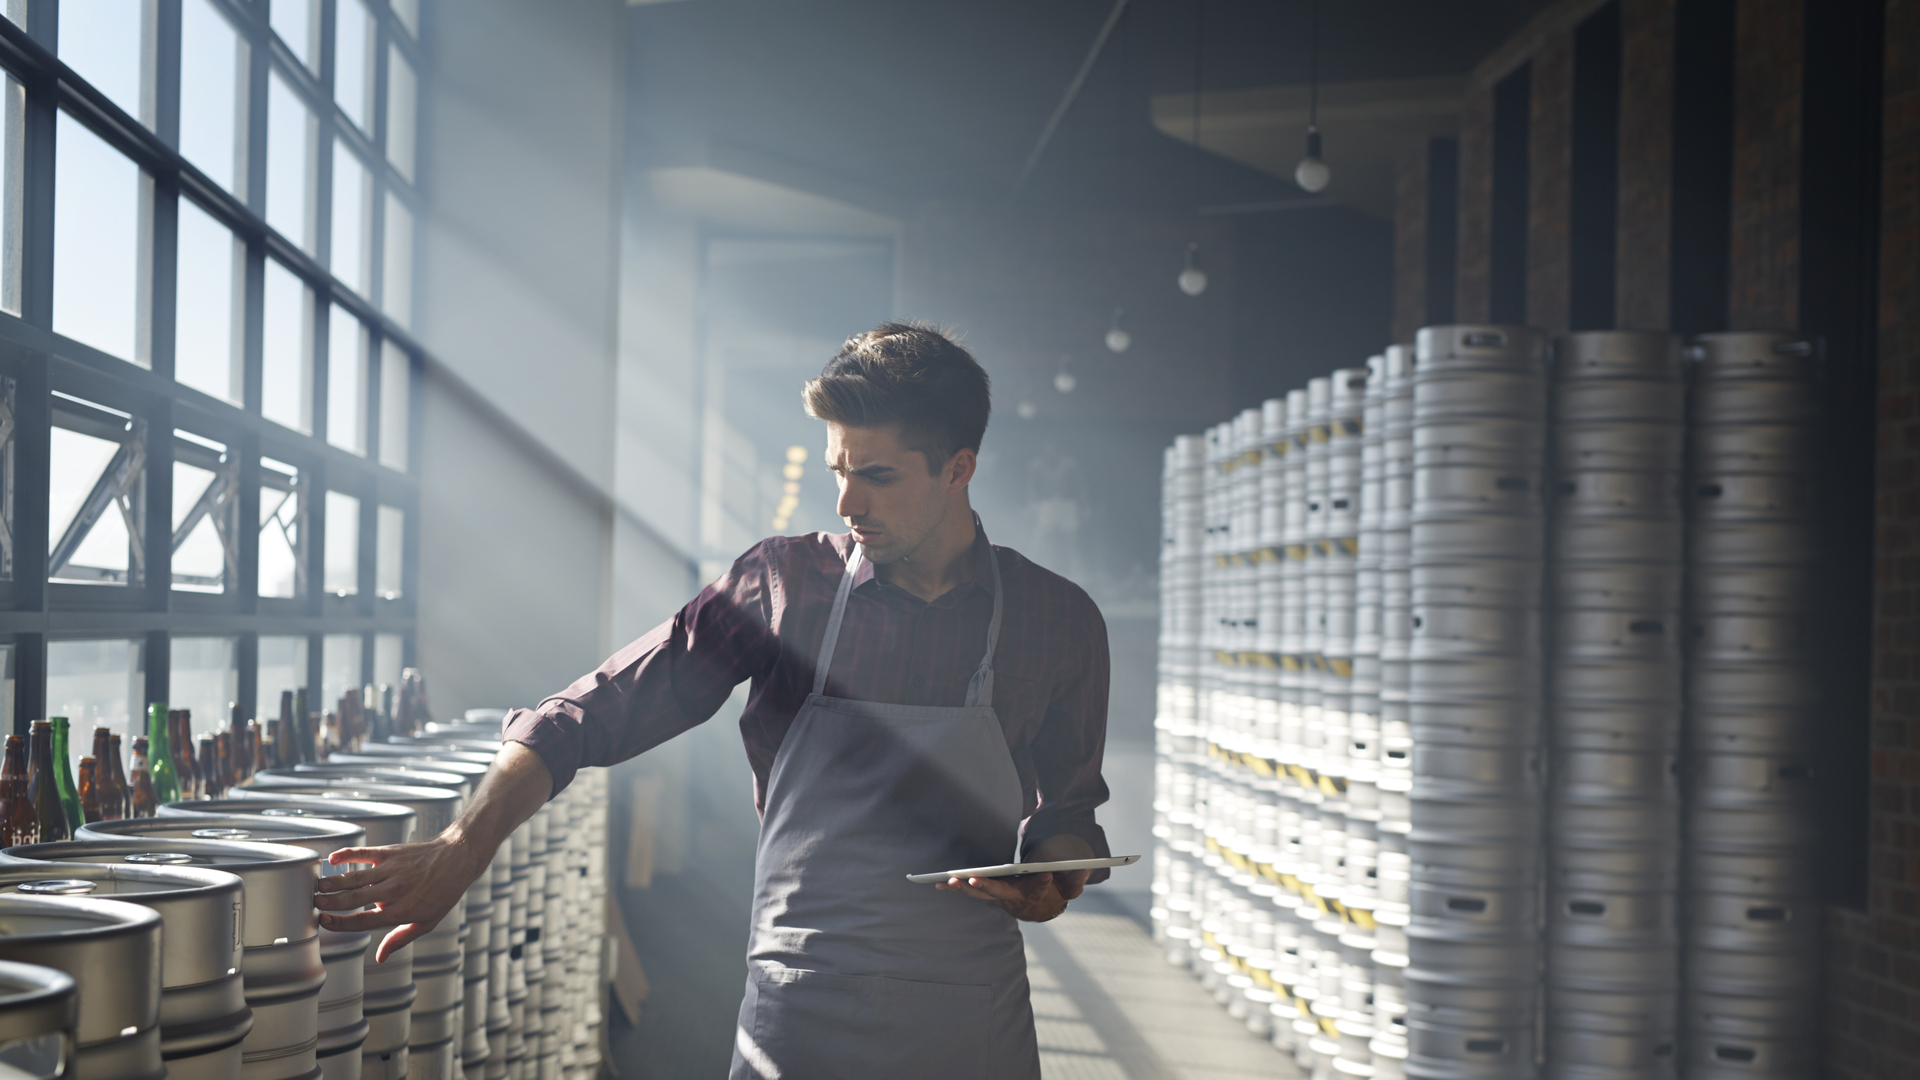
xmin=1404 ymin=325 xmax=1548 ymax=1080
xmin=0 ymin=893 xmax=164 ymax=1080
xmin=0 ymin=958 xmax=78 ymax=1080
xmin=1683 ymin=332 xmax=1822 ymax=1079
xmin=1153 ymin=435 xmax=1206 ymax=966
xmin=1369 ymin=345 xmax=1415 ymax=1080
xmin=1544 ymin=331 xmax=1684 ymax=1079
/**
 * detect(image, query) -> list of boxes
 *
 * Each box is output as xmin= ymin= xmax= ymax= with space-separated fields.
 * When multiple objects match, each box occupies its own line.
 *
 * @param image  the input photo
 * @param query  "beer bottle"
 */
xmin=145 ymin=705 xmax=179 ymax=804
xmin=27 ymin=721 xmax=69 ymax=841
xmin=198 ymin=736 xmax=221 ymax=799
xmin=0 ymin=735 xmax=35 ymax=846
xmin=78 ymin=758 xmax=98 ymax=824
xmin=108 ymin=734 xmax=130 ymax=818
xmin=228 ymin=703 xmax=251 ymax=783
xmin=248 ymin=718 xmax=265 ymax=775
xmin=49 ymin=717 xmax=80 ymax=832
xmin=91 ymin=727 xmax=122 ymax=821
xmin=171 ymin=711 xmax=198 ymax=799
xmin=129 ymin=737 xmax=158 ymax=818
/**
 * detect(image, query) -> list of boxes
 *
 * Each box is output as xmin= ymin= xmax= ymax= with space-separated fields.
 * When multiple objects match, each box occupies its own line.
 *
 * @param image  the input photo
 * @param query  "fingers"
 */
xmin=315 ymin=864 xmax=392 ymax=894
xmin=375 ymin=922 xmax=429 ymax=964
xmin=1057 ymin=869 xmax=1090 ymax=902
xmin=328 ymin=847 xmax=393 ymax=868
xmin=318 ymin=908 xmax=407 ymax=934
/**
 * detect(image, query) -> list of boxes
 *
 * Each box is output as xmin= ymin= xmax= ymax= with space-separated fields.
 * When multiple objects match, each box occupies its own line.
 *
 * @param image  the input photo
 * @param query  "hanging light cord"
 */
xmin=1308 ymin=0 xmax=1319 ymax=132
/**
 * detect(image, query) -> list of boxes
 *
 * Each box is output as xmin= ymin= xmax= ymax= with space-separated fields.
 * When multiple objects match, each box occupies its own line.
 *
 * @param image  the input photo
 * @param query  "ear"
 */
xmin=947 ymin=447 xmax=977 ymax=489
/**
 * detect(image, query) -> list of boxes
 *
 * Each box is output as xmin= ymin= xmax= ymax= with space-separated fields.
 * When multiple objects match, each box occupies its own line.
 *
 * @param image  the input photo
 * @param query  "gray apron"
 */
xmin=728 ymin=529 xmax=1040 ymax=1080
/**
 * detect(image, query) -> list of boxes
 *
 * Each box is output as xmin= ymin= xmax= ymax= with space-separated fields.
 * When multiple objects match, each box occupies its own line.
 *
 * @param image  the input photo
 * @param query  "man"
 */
xmin=315 ymin=323 xmax=1114 ymax=1079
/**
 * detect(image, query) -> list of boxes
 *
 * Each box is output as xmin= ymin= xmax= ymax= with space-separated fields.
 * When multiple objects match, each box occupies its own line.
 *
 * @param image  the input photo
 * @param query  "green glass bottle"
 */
xmin=146 ymin=703 xmax=180 ymax=804
xmin=48 ymin=717 xmax=81 ymax=832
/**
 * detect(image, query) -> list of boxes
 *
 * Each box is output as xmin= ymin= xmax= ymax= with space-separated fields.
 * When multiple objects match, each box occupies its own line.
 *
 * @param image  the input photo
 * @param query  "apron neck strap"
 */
xmin=811 ymin=514 xmax=1005 ymax=706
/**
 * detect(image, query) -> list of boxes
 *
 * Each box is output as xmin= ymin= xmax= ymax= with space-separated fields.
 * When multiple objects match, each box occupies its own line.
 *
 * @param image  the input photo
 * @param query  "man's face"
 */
xmin=825 ymin=422 xmax=969 ymax=565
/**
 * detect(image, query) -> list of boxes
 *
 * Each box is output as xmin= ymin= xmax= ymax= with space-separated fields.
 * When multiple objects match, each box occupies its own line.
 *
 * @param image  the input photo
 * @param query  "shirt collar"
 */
xmin=848 ymin=516 xmax=993 ymax=608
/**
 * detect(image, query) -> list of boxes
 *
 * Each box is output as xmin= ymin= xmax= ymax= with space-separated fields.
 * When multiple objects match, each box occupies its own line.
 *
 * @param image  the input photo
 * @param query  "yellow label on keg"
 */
xmin=1320 ymin=1017 xmax=1341 ymax=1037
xmin=1319 ymin=775 xmax=1345 ymax=796
xmin=1243 ymin=651 xmax=1275 ymax=668
xmin=1311 ymin=426 xmax=1329 ymax=442
xmin=1307 ymin=654 xmax=1325 ymax=672
xmin=1326 ymin=657 xmax=1354 ymax=678
xmin=1289 ymin=764 xmax=1314 ymax=785
xmin=1285 ymin=544 xmax=1308 ymax=560
xmin=1269 ymin=442 xmax=1288 ymax=457
xmin=1348 ymin=907 xmax=1377 ymax=930
xmin=1280 ymin=654 xmax=1302 ymax=671
xmin=1337 ymin=536 xmax=1360 ymax=555
xmin=1215 ymin=649 xmax=1237 ymax=665
xmin=1252 ymin=968 xmax=1273 ymax=989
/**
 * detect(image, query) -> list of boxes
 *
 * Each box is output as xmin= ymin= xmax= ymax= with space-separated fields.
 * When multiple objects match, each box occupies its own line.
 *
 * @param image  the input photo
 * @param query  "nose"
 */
xmin=835 ymin=477 xmax=862 ymax=521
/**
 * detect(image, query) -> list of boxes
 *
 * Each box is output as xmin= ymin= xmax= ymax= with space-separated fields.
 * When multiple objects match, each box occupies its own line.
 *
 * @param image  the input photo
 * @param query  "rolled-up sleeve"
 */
xmin=502 ymin=543 xmax=781 ymax=797
xmin=1019 ymin=593 xmax=1113 ymax=882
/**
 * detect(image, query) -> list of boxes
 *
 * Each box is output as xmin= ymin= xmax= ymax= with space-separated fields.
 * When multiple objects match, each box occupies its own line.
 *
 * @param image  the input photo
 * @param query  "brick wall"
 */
xmin=1615 ymin=0 xmax=1674 ymax=329
xmin=1528 ymin=33 xmax=1575 ymax=333
xmin=1837 ymin=0 xmax=1920 ymax=1073
xmin=1727 ymin=0 xmax=1804 ymax=329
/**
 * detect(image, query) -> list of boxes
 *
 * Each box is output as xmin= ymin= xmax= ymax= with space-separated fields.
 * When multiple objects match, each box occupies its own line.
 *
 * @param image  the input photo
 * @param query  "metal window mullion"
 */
xmin=144 ymin=627 xmax=168 ymax=712
xmin=304 ymin=456 xmax=325 ymax=618
xmin=362 ymin=326 xmax=380 ymax=467
xmin=144 ymin=396 xmax=172 ymax=608
xmin=235 ymin=628 xmax=255 ymax=722
xmin=153 ymin=0 xmax=181 ymax=148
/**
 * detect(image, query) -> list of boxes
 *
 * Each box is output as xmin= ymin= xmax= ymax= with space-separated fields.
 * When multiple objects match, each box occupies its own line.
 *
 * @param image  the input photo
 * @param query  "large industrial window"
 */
xmin=0 ymin=1 xmax=423 ymax=736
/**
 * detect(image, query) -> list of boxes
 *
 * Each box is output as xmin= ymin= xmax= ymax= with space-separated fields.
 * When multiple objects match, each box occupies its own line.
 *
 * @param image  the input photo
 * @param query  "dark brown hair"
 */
xmin=803 ymin=322 xmax=991 ymax=474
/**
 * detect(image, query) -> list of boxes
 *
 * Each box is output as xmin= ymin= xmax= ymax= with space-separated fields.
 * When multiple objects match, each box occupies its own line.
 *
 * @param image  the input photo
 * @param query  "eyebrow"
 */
xmin=830 ymin=462 xmax=897 ymax=479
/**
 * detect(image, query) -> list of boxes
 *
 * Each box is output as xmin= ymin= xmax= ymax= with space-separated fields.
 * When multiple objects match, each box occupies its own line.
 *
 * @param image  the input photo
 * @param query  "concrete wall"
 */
xmin=412 ymin=0 xmax=660 ymax=718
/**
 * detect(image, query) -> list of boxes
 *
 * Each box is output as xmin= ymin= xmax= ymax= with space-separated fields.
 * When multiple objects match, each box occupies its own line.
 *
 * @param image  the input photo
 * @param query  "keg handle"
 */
xmin=191 ymin=828 xmax=254 ymax=840
xmin=125 ymin=852 xmax=195 ymax=864
xmin=15 ymin=879 xmax=96 ymax=895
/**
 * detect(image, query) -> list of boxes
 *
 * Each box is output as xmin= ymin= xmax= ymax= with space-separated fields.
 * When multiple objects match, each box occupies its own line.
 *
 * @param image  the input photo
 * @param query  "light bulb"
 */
xmin=1295 ymin=126 xmax=1330 ymax=193
xmin=1106 ymin=327 xmax=1131 ymax=353
xmin=1178 ymin=243 xmax=1208 ymax=296
xmin=1017 ymin=400 xmax=1038 ymax=419
xmin=1054 ymin=372 xmax=1077 ymax=394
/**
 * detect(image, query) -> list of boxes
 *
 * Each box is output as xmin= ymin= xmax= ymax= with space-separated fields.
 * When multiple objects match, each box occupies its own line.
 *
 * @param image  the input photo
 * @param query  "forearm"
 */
xmin=443 ymin=741 xmax=553 ymax=869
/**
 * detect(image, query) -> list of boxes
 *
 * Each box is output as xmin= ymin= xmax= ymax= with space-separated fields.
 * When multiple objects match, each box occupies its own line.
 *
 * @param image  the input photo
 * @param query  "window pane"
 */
xmin=256 ymin=634 xmax=308 ymax=722
xmin=0 ymin=75 xmax=23 ymax=316
xmin=321 ymin=633 xmax=362 ymax=717
xmin=266 ymin=71 xmax=313 ymax=251
xmin=53 ymin=113 xmax=143 ymax=363
xmin=171 ymin=432 xmax=234 ymax=594
xmin=334 ymin=0 xmax=372 ymax=131
xmin=386 ymin=47 xmax=416 ymax=182
xmin=327 ymin=307 xmax=366 ymax=454
xmin=2 ymin=4 xmax=22 ymax=30
xmin=391 ymin=0 xmax=418 ymax=37
xmin=373 ymin=633 xmax=403 ymax=691
xmin=381 ymin=194 xmax=412 ymax=327
xmin=60 ymin=1 xmax=147 ymax=124
xmin=50 ymin=414 xmax=145 ymax=587
xmin=46 ymin=638 xmax=145 ymax=780
xmin=271 ymin=0 xmax=317 ymax=73
xmin=331 ymin=141 xmax=367 ymax=294
xmin=170 ymin=636 xmax=236 ymax=741
xmin=379 ymin=340 xmax=409 ymax=471
xmin=262 ymin=260 xmax=313 ymax=433
xmin=175 ymin=199 xmax=241 ymax=403
xmin=324 ymin=489 xmax=358 ymax=595
xmin=259 ymin=458 xmax=302 ymax=599
xmin=179 ymin=0 xmax=242 ymax=193
xmin=375 ymin=505 xmax=401 ymax=598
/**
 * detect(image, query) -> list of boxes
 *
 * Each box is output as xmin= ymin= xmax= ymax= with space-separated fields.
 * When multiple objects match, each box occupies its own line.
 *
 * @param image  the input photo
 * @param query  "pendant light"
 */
xmin=1179 ymin=1 xmax=1211 ymax=297
xmin=1295 ymin=0 xmax=1330 ymax=193
xmin=1106 ymin=307 xmax=1132 ymax=353
xmin=1177 ymin=243 xmax=1208 ymax=297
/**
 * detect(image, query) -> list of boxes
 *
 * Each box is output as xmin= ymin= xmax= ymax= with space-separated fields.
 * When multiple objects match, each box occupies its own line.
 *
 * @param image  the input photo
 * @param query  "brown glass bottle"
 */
xmin=26 ymin=721 xmax=69 ymax=841
xmin=198 ymin=736 xmax=221 ymax=799
xmin=227 ymin=703 xmax=249 ymax=783
xmin=171 ymin=711 xmax=199 ymax=799
xmin=248 ymin=719 xmax=264 ymax=776
xmin=89 ymin=727 xmax=121 ymax=821
xmin=213 ymin=732 xmax=231 ymax=793
xmin=129 ymin=737 xmax=157 ymax=819
xmin=0 ymin=735 xmax=34 ymax=846
xmin=77 ymin=758 xmax=98 ymax=824
xmin=108 ymin=734 xmax=130 ymax=818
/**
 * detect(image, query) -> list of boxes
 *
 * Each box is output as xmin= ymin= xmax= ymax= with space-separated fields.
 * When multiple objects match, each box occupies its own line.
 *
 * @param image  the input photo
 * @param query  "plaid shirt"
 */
xmin=503 ymin=527 xmax=1113 ymax=874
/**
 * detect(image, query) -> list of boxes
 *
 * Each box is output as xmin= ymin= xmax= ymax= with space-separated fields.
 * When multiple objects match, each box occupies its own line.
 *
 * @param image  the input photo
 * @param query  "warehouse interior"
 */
xmin=0 ymin=0 xmax=1906 ymax=1078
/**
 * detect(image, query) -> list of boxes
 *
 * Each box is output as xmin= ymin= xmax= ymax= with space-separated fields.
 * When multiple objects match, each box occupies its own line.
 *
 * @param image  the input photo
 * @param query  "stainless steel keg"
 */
xmin=0 ymin=863 xmax=249 ymax=1080
xmin=0 ymin=959 xmax=78 ymax=1080
xmin=0 ymin=893 xmax=165 ymax=1080
xmin=159 ymin=801 xmax=420 ymax=1080
xmin=6 ymin=837 xmax=325 ymax=1080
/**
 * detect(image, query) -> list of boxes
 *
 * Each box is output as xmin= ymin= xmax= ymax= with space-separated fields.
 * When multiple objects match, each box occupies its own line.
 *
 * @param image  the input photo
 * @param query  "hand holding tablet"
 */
xmin=907 ymin=854 xmax=1141 ymax=885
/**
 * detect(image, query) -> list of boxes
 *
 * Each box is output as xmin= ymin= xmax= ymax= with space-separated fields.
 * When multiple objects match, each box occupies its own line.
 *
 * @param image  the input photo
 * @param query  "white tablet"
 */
xmin=907 ymin=855 xmax=1141 ymax=885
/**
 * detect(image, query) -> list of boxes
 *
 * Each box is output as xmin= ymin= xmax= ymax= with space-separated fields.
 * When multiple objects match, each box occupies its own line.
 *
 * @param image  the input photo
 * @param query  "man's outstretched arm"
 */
xmin=315 ymin=741 xmax=553 ymax=962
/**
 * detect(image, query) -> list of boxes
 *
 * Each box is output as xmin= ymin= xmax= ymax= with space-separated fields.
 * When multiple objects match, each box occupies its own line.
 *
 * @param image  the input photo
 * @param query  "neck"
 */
xmin=874 ymin=501 xmax=977 ymax=603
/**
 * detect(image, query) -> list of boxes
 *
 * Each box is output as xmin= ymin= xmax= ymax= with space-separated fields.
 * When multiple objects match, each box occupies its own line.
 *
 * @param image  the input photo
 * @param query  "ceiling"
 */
xmin=626 ymin=0 xmax=1555 ymax=216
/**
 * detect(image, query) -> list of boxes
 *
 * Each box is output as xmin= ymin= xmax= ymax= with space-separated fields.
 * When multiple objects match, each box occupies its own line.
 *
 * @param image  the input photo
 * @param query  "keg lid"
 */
xmin=15 ymin=879 xmax=95 ymax=895
xmin=125 ymin=852 xmax=195 ymax=865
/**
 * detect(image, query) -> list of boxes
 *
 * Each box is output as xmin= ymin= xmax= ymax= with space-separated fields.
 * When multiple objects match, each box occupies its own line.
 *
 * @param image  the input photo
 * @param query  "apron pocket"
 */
xmin=746 ymin=966 xmax=991 ymax=1080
